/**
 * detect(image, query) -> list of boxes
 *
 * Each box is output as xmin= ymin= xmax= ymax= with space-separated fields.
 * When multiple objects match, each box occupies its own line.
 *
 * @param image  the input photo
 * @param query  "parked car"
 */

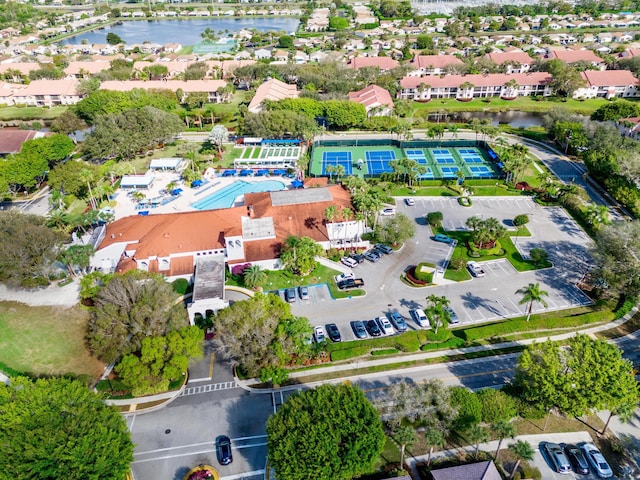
xmin=582 ymin=443 xmax=613 ymax=478
xmin=405 ymin=198 xmax=415 ymax=206
xmin=544 ymin=442 xmax=572 ymax=475
xmin=467 ymin=261 xmax=486 ymax=277
xmin=216 ymin=435 xmax=233 ymax=465
xmin=375 ymin=243 xmax=393 ymax=255
xmin=364 ymin=250 xmax=381 ymax=262
xmin=350 ymin=253 xmax=365 ymax=264
xmin=388 ymin=311 xmax=408 ymax=332
xmin=376 ymin=316 xmax=394 ymax=335
xmin=284 ymin=288 xmax=297 ymax=303
xmin=366 ymin=319 xmax=382 ymax=337
xmin=410 ymin=308 xmax=430 ymax=328
xmin=564 ymin=444 xmax=590 ymax=475
xmin=445 ymin=306 xmax=459 ymax=325
xmin=337 ymin=278 xmax=365 ymax=290
xmin=340 ymin=257 xmax=358 ymax=268
xmin=326 ymin=323 xmax=342 ymax=342
xmin=313 ymin=326 xmax=326 ymax=343
xmin=298 ymin=285 xmax=309 ymax=300
xmin=335 ymin=272 xmax=355 ymax=283
xmin=380 ymin=207 xmax=396 ymax=216
xmin=352 ymin=320 xmax=367 ymax=339
xmin=432 ymin=233 xmax=453 ymax=244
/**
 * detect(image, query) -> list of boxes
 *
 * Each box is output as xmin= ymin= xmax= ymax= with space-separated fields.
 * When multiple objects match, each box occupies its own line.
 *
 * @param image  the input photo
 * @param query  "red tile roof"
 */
xmin=347 ymin=56 xmax=400 ymax=70
xmin=100 ymin=185 xmax=355 ymax=271
xmin=549 ymin=49 xmax=602 ymax=63
xmin=410 ymin=55 xmax=464 ymax=70
xmin=485 ymin=51 xmax=534 ymax=65
xmin=400 ymin=72 xmax=552 ymax=89
xmin=247 ymin=78 xmax=299 ymax=112
xmin=348 ymin=84 xmax=394 ymax=109
xmin=0 ymin=129 xmax=47 ymax=155
xmin=580 ymin=69 xmax=638 ymax=86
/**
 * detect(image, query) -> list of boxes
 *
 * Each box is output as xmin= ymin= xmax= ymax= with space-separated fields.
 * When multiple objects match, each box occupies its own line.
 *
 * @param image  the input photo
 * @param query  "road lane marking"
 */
xmin=133 ymin=449 xmax=216 ymax=463
xmin=135 ymin=441 xmax=214 ymax=455
xmin=220 ymin=470 xmax=266 ymax=480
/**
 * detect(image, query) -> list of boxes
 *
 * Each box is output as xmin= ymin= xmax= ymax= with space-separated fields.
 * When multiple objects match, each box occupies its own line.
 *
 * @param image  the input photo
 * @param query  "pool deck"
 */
xmin=112 ymin=169 xmax=296 ymax=220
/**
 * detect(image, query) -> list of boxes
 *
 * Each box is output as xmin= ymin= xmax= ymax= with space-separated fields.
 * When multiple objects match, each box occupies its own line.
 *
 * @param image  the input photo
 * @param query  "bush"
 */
xmin=414 ymin=262 xmax=435 ymax=282
xmin=519 ymin=464 xmax=542 ymax=480
xmin=458 ymin=197 xmax=472 ymax=207
xmin=371 ymin=348 xmax=399 ymax=356
xmin=449 ymin=257 xmax=465 ymax=271
xmin=513 ymin=214 xmax=529 ymax=227
xmin=477 ymin=388 xmax=517 ymax=423
xmin=513 ymin=397 xmax=547 ymax=420
xmin=172 ymin=278 xmax=189 ymax=295
xmin=468 ymin=240 xmax=503 ymax=257
xmin=450 ymin=386 xmax=482 ymax=430
xmin=330 ymin=345 xmax=371 ymax=361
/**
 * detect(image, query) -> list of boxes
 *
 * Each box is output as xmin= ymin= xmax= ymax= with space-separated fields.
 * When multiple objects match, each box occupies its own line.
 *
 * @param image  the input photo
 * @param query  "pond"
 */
xmin=59 ymin=18 xmax=300 ymax=46
xmin=425 ymin=110 xmax=548 ymax=128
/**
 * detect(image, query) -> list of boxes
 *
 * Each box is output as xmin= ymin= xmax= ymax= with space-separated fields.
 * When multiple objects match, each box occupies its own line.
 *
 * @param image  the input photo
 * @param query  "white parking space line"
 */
xmin=506 ymin=297 xmax=523 ymax=314
xmin=220 ymin=470 xmax=266 ymax=480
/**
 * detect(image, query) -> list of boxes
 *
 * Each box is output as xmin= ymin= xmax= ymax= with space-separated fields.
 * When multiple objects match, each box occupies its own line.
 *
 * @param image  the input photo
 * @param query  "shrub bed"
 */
xmin=458 ymin=196 xmax=472 ymax=207
xmin=406 ymin=268 xmax=428 ymax=285
xmin=371 ymin=348 xmax=400 ymax=356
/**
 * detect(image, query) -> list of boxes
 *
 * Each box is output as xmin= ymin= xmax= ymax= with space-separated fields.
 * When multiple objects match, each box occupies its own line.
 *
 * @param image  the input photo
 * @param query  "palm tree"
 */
xmin=516 ymin=282 xmax=549 ymax=321
xmin=467 ymin=424 xmax=489 ymax=459
xmin=341 ymin=207 xmax=354 ymax=223
xmin=325 ymin=205 xmax=338 ymax=248
xmin=424 ymin=428 xmax=445 ymax=466
xmin=243 ymin=265 xmax=267 ymax=289
xmin=508 ymin=440 xmax=534 ymax=479
xmin=492 ymin=420 xmax=515 ymax=460
xmin=447 ymin=123 xmax=459 ymax=139
xmin=393 ymin=425 xmax=416 ymax=469
xmin=325 ymin=164 xmax=336 ymax=183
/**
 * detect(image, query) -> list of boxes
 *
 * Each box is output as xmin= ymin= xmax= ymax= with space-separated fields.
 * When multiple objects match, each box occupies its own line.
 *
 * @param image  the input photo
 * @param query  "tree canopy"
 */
xmin=0 ymin=377 xmax=134 ymax=480
xmin=0 ymin=211 xmax=64 ymax=287
xmin=515 ymin=335 xmax=639 ymax=417
xmin=267 ymin=384 xmax=385 ymax=480
xmin=593 ymin=220 xmax=640 ymax=297
xmin=212 ymin=293 xmax=312 ymax=377
xmin=87 ymin=271 xmax=188 ymax=363
xmin=279 ymin=235 xmax=323 ymax=276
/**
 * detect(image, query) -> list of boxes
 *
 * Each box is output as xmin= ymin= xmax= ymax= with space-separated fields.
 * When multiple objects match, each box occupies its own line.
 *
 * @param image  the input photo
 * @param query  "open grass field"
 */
xmin=0 ymin=302 xmax=104 ymax=379
xmin=0 ymin=105 xmax=68 ymax=121
xmin=411 ymin=96 xmax=608 ymax=116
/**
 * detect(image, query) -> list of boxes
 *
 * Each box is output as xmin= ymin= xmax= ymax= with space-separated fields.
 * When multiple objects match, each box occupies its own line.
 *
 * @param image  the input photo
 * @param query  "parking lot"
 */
xmin=289 ymin=196 xmax=594 ymax=345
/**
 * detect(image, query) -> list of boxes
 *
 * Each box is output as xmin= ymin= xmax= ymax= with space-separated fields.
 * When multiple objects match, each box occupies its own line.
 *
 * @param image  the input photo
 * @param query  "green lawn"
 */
xmin=411 ymin=96 xmax=608 ymax=116
xmin=0 ymin=105 xmax=68 ymax=121
xmin=0 ymin=302 xmax=104 ymax=379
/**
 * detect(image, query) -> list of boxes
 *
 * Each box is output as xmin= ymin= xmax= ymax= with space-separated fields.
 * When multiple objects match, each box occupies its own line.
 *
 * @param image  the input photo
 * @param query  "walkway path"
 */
xmin=0 ymin=278 xmax=80 ymax=307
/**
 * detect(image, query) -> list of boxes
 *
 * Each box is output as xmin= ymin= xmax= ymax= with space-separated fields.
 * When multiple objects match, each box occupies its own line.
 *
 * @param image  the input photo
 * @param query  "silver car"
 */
xmin=544 ymin=443 xmax=572 ymax=475
xmin=582 ymin=443 xmax=613 ymax=478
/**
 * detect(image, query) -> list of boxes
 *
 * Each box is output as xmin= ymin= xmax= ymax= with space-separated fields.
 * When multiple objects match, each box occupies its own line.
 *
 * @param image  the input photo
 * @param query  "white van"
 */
xmin=410 ymin=308 xmax=429 ymax=328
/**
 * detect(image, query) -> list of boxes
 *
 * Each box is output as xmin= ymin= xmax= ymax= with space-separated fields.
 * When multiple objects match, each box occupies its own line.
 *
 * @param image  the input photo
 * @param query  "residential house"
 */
xmin=408 ymin=55 xmax=465 ymax=76
xmin=347 ymin=56 xmax=400 ymax=71
xmin=64 ymin=61 xmax=111 ymax=79
xmin=253 ymin=48 xmax=272 ymax=60
xmin=348 ymin=85 xmax=394 ymax=116
xmin=431 ymin=461 xmax=501 ymax=480
xmin=11 ymin=79 xmax=82 ymax=106
xmin=574 ymin=70 xmax=639 ymax=99
xmin=399 ymin=72 xmax=552 ymax=101
xmin=99 ymin=80 xmax=227 ymax=103
xmin=547 ymin=49 xmax=606 ymax=69
xmin=618 ymin=116 xmax=640 ymax=139
xmin=485 ymin=51 xmax=535 ymax=73
xmin=247 ymin=78 xmax=299 ymax=113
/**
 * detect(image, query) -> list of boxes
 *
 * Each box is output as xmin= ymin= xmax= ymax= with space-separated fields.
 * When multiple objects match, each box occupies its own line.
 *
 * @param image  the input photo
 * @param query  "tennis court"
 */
xmin=322 ymin=151 xmax=353 ymax=175
xmin=404 ymin=149 xmax=428 ymax=164
xmin=458 ymin=148 xmax=484 ymax=164
xmin=468 ymin=165 xmax=494 ymax=177
xmin=366 ymin=150 xmax=396 ymax=174
xmin=439 ymin=165 xmax=461 ymax=178
xmin=432 ymin=148 xmax=456 ymax=164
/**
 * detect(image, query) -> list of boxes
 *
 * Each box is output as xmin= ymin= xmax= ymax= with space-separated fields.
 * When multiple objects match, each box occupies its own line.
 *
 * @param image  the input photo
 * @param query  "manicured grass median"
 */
xmin=0 ymin=105 xmax=67 ymax=121
xmin=0 ymin=302 xmax=104 ymax=378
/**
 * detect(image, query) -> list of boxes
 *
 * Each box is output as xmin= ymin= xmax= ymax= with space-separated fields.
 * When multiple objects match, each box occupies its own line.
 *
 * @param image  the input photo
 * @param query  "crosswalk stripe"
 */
xmin=181 ymin=381 xmax=239 ymax=396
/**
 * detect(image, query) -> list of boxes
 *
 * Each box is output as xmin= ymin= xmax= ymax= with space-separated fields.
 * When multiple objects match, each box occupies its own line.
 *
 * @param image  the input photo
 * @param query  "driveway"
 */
xmin=291 ymin=196 xmax=593 ymax=342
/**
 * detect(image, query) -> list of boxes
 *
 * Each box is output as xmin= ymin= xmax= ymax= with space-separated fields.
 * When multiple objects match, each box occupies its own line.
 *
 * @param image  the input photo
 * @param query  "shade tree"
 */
xmin=279 ymin=235 xmax=323 ymax=276
xmin=267 ymin=384 xmax=385 ymax=480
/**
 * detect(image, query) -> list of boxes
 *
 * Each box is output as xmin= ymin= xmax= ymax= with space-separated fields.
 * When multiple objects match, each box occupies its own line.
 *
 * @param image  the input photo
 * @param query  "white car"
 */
xmin=340 ymin=257 xmax=358 ymax=268
xmin=581 ymin=443 xmax=613 ymax=478
xmin=467 ymin=261 xmax=486 ymax=277
xmin=335 ymin=272 xmax=355 ymax=283
xmin=405 ymin=198 xmax=415 ymax=206
xmin=376 ymin=316 xmax=394 ymax=335
xmin=380 ymin=207 xmax=396 ymax=216
xmin=410 ymin=308 xmax=430 ymax=328
xmin=313 ymin=326 xmax=326 ymax=343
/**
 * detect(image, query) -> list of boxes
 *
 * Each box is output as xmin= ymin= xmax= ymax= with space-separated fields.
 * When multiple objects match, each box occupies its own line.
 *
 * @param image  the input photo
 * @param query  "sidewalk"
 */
xmin=238 ymin=307 xmax=637 ymax=391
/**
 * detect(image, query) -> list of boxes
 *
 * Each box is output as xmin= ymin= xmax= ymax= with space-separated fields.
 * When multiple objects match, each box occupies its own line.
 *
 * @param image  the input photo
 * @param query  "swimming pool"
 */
xmin=191 ymin=180 xmax=286 ymax=211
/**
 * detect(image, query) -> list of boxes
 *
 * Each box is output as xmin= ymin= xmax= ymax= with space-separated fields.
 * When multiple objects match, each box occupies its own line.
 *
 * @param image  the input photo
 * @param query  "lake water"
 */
xmin=59 ymin=18 xmax=300 ymax=46
xmin=426 ymin=110 xmax=548 ymax=128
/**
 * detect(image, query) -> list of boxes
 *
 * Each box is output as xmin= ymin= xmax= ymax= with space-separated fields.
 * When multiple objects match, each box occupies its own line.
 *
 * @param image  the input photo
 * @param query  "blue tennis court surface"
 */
xmin=405 ymin=149 xmax=427 ymax=164
xmin=366 ymin=150 xmax=396 ymax=174
xmin=469 ymin=165 xmax=493 ymax=177
xmin=418 ymin=167 xmax=434 ymax=179
xmin=432 ymin=148 xmax=455 ymax=164
xmin=322 ymin=151 xmax=353 ymax=175
xmin=435 ymin=157 xmax=455 ymax=164
xmin=458 ymin=148 xmax=484 ymax=163
xmin=440 ymin=166 xmax=460 ymax=178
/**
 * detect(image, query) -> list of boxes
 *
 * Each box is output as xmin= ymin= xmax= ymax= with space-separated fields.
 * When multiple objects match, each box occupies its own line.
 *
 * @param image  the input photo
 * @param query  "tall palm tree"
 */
xmin=324 ymin=205 xmax=338 ymax=248
xmin=424 ymin=428 xmax=445 ymax=466
xmin=508 ymin=440 xmax=534 ymax=479
xmin=492 ymin=420 xmax=515 ymax=460
xmin=516 ymin=282 xmax=549 ymax=321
